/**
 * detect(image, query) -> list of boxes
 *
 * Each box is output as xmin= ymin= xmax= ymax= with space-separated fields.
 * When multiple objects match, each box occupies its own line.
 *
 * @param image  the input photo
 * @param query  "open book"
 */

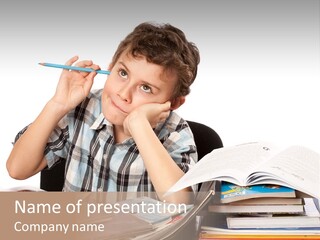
xmin=167 ymin=142 xmax=320 ymax=199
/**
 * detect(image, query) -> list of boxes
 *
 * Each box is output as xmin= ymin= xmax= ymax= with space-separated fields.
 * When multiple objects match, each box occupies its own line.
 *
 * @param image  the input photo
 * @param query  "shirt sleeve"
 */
xmin=44 ymin=116 xmax=70 ymax=168
xmin=159 ymin=115 xmax=198 ymax=192
xmin=12 ymin=118 xmax=70 ymax=169
xmin=162 ymin=124 xmax=198 ymax=173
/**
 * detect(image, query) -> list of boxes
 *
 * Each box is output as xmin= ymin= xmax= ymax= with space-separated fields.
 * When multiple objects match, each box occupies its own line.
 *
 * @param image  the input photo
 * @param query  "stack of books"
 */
xmin=166 ymin=142 xmax=320 ymax=239
xmin=199 ymin=182 xmax=320 ymax=239
xmin=216 ymin=182 xmax=319 ymax=228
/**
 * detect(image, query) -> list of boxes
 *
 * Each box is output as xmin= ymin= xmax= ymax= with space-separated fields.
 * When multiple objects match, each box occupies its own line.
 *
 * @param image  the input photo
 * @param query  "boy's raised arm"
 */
xmin=6 ymin=100 xmax=67 ymax=179
xmin=6 ymin=56 xmax=98 ymax=179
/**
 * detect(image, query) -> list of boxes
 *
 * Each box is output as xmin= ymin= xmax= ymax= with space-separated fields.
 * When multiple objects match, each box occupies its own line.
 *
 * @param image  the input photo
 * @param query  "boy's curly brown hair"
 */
xmin=110 ymin=22 xmax=200 ymax=98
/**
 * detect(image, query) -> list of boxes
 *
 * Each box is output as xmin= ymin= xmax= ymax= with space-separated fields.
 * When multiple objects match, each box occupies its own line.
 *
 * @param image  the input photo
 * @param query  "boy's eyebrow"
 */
xmin=119 ymin=61 xmax=130 ymax=73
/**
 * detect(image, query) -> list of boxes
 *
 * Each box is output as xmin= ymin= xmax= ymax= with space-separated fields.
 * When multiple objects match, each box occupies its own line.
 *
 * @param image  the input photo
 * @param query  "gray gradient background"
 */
xmin=1 ymin=0 xmax=319 ymax=188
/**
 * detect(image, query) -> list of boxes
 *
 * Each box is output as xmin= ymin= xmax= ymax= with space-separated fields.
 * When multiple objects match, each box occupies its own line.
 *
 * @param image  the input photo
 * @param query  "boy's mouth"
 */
xmin=111 ymin=100 xmax=128 ymax=114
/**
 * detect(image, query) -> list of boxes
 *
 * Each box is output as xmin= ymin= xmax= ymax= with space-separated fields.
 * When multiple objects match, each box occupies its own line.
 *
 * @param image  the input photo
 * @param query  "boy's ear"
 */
xmin=170 ymin=96 xmax=185 ymax=110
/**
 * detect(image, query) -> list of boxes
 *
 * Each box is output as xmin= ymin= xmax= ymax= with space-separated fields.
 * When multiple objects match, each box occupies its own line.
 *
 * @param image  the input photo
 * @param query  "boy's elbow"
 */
xmin=161 ymin=187 xmax=195 ymax=205
xmin=6 ymin=161 xmax=28 ymax=180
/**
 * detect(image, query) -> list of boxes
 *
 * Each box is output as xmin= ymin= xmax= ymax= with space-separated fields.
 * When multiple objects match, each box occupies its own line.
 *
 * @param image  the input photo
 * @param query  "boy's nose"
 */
xmin=118 ymin=85 xmax=132 ymax=103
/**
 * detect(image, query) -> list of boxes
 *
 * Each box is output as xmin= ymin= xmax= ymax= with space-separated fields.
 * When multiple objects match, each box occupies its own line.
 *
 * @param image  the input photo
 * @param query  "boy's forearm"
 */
xmin=129 ymin=117 xmax=192 ymax=203
xmin=6 ymin=100 xmax=68 ymax=179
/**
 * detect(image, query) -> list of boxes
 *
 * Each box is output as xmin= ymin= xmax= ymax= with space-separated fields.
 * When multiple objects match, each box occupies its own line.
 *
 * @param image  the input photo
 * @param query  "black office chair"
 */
xmin=40 ymin=120 xmax=223 ymax=191
xmin=186 ymin=121 xmax=223 ymax=162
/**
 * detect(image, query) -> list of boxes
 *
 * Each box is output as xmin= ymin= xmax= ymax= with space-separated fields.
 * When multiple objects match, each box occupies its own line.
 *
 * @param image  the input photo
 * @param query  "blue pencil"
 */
xmin=39 ymin=62 xmax=110 ymax=75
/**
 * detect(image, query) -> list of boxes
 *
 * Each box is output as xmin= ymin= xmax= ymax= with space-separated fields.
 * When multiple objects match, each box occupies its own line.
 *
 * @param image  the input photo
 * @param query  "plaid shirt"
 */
xmin=16 ymin=89 xmax=197 ymax=192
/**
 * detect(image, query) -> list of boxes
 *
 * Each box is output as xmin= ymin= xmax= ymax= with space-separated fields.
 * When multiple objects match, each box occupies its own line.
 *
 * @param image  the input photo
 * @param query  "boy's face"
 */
xmin=101 ymin=52 xmax=179 ymax=126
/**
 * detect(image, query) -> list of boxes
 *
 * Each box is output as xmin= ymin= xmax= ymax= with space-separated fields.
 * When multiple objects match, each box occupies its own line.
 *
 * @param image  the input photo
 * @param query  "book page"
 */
xmin=167 ymin=142 xmax=277 ymax=193
xmin=254 ymin=145 xmax=320 ymax=199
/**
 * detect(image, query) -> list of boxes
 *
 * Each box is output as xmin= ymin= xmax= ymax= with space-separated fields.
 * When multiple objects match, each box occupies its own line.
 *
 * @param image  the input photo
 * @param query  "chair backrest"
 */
xmin=186 ymin=120 xmax=223 ymax=160
xmin=40 ymin=120 xmax=223 ymax=191
xmin=40 ymin=158 xmax=65 ymax=191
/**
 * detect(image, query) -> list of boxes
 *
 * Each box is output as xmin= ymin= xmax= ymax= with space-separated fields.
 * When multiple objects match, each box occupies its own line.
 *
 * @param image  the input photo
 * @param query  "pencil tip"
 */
xmin=38 ymin=62 xmax=44 ymax=66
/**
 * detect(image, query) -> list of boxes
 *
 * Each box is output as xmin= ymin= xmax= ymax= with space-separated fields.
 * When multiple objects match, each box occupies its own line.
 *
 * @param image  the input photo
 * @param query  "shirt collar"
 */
xmin=90 ymin=113 xmax=111 ymax=131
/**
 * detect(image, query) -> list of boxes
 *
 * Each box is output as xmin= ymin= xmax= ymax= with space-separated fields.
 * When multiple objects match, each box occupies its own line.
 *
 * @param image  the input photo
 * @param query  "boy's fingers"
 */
xmin=87 ymin=71 xmax=97 ymax=81
xmin=75 ymin=60 xmax=96 ymax=68
xmin=162 ymin=101 xmax=171 ymax=110
xmin=158 ymin=110 xmax=170 ymax=123
xmin=83 ymin=74 xmax=95 ymax=94
xmin=65 ymin=56 xmax=79 ymax=66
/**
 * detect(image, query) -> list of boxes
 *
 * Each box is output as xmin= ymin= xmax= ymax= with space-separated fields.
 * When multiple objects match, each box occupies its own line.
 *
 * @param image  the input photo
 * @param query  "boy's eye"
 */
xmin=140 ymin=85 xmax=152 ymax=93
xmin=118 ymin=69 xmax=128 ymax=79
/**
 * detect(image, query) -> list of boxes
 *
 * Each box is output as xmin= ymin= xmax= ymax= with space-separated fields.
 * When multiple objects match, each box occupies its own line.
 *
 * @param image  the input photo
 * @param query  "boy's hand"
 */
xmin=123 ymin=101 xmax=171 ymax=136
xmin=51 ymin=56 xmax=99 ymax=113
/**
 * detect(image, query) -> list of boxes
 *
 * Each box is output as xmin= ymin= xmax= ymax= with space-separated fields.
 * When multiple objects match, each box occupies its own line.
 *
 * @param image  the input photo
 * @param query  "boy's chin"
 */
xmin=103 ymin=113 xmax=125 ymax=126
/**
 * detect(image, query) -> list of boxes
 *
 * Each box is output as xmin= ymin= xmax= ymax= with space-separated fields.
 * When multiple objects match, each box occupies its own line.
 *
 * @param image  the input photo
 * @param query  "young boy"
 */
xmin=6 ymin=22 xmax=200 ymax=202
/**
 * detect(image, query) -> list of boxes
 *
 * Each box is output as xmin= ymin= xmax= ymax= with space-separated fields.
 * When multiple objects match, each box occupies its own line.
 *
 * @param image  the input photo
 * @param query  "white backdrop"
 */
xmin=1 ymin=0 xmax=319 ymax=189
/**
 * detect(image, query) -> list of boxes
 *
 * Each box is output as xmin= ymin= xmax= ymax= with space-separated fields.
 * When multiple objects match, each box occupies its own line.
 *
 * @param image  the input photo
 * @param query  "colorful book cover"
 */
xmin=220 ymin=182 xmax=296 ymax=203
